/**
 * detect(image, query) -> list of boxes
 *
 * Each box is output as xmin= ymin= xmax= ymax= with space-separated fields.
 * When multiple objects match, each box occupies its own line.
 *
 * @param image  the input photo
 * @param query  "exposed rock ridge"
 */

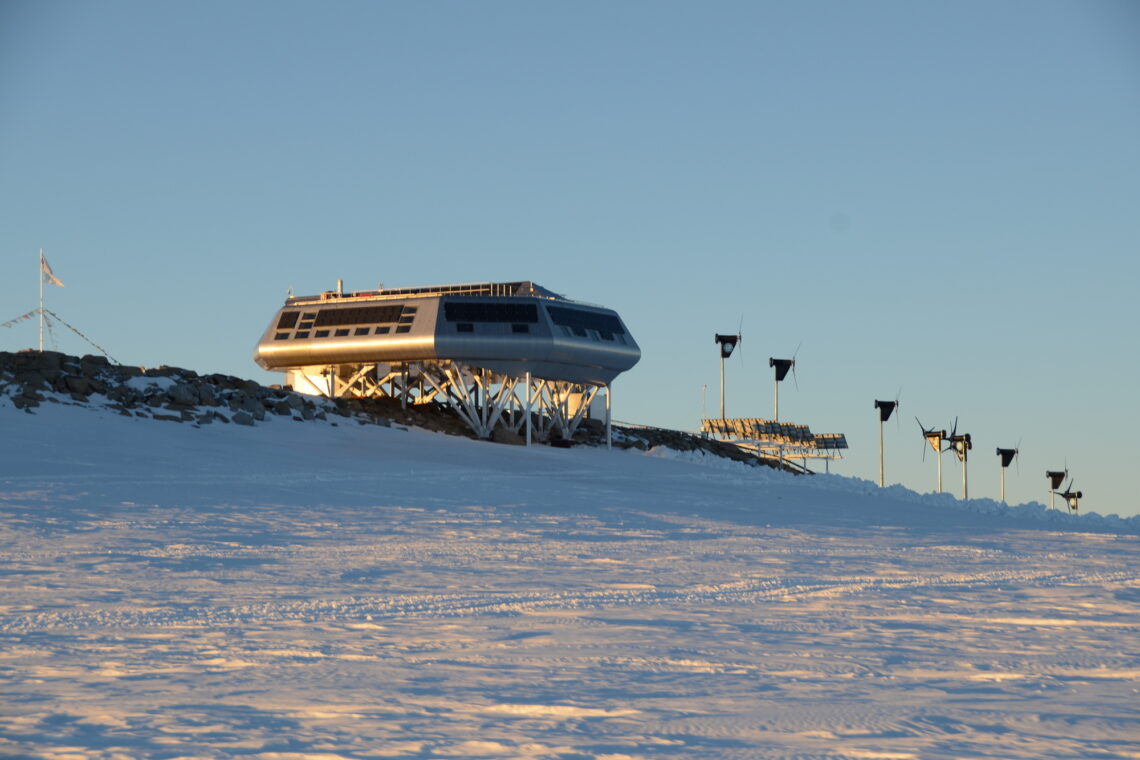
xmin=0 ymin=349 xmax=788 ymax=470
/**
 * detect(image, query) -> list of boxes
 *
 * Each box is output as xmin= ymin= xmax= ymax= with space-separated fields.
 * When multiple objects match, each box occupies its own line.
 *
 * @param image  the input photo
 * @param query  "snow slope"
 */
xmin=2 ymin=399 xmax=1139 ymax=759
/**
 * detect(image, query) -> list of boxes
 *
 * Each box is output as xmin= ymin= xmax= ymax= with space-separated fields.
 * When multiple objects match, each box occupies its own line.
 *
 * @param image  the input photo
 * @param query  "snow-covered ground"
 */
xmin=2 ymin=399 xmax=1139 ymax=759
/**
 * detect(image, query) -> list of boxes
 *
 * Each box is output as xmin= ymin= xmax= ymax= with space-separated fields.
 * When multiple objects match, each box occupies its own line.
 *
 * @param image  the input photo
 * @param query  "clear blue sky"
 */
xmin=3 ymin=1 xmax=1138 ymax=515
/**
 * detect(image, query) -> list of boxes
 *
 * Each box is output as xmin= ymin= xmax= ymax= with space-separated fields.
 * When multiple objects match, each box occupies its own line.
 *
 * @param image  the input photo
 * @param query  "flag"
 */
xmin=41 ymin=254 xmax=65 ymax=287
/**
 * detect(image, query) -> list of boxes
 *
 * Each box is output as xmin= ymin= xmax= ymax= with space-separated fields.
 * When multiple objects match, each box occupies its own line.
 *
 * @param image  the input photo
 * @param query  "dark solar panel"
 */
xmin=314 ymin=304 xmax=405 ymax=327
xmin=276 ymin=311 xmax=300 ymax=330
xmin=444 ymin=301 xmax=539 ymax=323
xmin=546 ymin=306 xmax=625 ymax=335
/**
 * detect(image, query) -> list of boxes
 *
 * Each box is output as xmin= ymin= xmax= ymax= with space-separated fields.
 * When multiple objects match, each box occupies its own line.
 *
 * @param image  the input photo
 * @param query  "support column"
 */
xmin=525 ymin=371 xmax=532 ymax=447
xmin=605 ymin=383 xmax=612 ymax=451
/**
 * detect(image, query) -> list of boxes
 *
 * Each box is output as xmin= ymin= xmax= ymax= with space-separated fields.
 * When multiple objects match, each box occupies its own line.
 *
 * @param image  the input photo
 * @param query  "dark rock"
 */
xmin=232 ymin=411 xmax=254 ymax=426
xmin=65 ymin=376 xmax=92 ymax=395
xmin=168 ymin=383 xmax=199 ymax=406
xmin=15 ymin=370 xmax=48 ymax=389
xmin=491 ymin=427 xmax=525 ymax=446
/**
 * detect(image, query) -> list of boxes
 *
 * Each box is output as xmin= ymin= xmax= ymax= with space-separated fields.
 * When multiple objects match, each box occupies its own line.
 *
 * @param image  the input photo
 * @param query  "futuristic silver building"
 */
xmin=254 ymin=280 xmax=640 ymax=442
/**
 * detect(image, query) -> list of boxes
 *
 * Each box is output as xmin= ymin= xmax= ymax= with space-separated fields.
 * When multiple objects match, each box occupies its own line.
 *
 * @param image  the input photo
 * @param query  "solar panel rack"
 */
xmin=700 ymin=417 xmax=848 ymax=473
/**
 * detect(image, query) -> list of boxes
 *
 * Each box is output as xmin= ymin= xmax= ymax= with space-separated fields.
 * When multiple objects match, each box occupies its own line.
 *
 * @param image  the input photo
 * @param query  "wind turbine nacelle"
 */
xmin=770 ymin=357 xmax=793 ymax=381
xmin=715 ymin=334 xmax=739 ymax=359
xmin=996 ymin=448 xmax=1017 ymax=468
xmin=874 ymin=400 xmax=897 ymax=422
xmin=1046 ymin=471 xmax=1066 ymax=490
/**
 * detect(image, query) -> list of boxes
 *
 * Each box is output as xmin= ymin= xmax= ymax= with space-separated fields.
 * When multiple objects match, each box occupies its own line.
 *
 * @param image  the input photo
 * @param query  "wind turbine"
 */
xmin=714 ymin=332 xmax=740 ymax=421
xmin=768 ymin=342 xmax=800 ymax=421
xmin=947 ymin=417 xmax=972 ymax=500
xmin=996 ymin=443 xmax=1019 ymax=503
xmin=917 ymin=418 xmax=948 ymax=493
xmin=874 ymin=395 xmax=899 ymax=487
xmin=1054 ymin=478 xmax=1083 ymax=514
xmin=1046 ymin=469 xmax=1067 ymax=511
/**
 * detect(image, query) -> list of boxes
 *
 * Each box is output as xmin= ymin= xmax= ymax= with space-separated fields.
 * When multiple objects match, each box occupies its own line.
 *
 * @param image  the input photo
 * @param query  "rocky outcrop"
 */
xmin=0 ymin=350 xmax=354 ymax=427
xmin=0 ymin=350 xmax=792 ymax=471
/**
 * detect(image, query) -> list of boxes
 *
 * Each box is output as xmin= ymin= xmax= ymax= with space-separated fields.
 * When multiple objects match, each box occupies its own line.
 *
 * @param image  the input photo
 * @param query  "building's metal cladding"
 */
xmin=253 ymin=281 xmax=640 ymax=385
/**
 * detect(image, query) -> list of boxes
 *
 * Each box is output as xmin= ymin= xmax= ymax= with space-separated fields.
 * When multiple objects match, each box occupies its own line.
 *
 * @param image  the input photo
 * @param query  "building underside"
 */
xmin=286 ymin=360 xmax=610 ymax=445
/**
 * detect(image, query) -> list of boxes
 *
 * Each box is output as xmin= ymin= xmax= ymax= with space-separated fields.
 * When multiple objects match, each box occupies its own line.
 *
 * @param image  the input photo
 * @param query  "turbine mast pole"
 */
xmin=719 ymin=354 xmax=726 ymax=421
xmin=773 ymin=376 xmax=779 ymax=422
xmin=937 ymin=447 xmax=942 ymax=494
xmin=878 ymin=417 xmax=885 ymax=488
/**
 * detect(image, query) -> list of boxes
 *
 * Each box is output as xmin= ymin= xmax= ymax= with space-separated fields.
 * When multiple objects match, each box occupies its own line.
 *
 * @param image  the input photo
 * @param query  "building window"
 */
xmin=274 ymin=332 xmax=290 ymax=340
xmin=315 ymin=330 xmax=330 ymax=338
xmin=376 ymin=326 xmax=390 ymax=334
xmin=511 ymin=323 xmax=529 ymax=333
xmin=276 ymin=312 xmax=300 ymax=330
xmin=444 ymin=301 xmax=538 ymax=324
xmin=334 ymin=328 xmax=350 ymax=337
xmin=296 ymin=331 xmax=310 ymax=339
xmin=354 ymin=327 xmax=370 ymax=336
xmin=395 ymin=325 xmax=411 ymax=334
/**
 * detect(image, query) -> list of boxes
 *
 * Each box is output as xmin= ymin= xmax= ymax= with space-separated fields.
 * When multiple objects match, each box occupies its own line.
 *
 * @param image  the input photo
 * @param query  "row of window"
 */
xmin=276 ymin=305 xmax=418 ymax=332
xmin=273 ymin=324 xmax=413 ymax=341
xmin=455 ymin=323 xmax=531 ymax=334
xmin=444 ymin=302 xmax=539 ymax=324
xmin=272 ymin=302 xmax=628 ymax=344
xmin=547 ymin=305 xmax=625 ymax=335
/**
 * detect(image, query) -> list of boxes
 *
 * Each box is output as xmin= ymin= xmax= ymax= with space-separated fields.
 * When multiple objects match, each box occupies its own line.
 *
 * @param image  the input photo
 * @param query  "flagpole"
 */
xmin=39 ymin=248 xmax=44 ymax=352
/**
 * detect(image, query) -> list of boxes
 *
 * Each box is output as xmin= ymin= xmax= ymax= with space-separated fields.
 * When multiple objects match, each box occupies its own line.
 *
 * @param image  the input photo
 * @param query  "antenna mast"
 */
xmin=38 ymin=249 xmax=44 ymax=352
